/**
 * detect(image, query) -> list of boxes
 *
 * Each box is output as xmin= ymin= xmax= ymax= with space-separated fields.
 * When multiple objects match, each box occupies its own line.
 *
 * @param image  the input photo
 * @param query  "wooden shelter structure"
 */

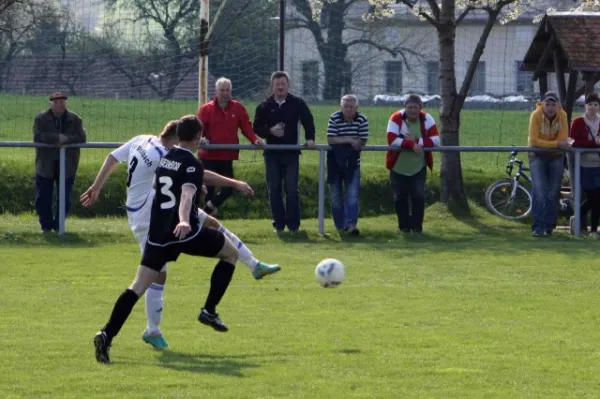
xmin=521 ymin=12 xmax=600 ymax=122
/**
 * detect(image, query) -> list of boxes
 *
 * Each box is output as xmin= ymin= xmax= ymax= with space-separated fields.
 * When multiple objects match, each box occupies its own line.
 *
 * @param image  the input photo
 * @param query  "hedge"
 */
xmin=0 ymin=160 xmax=498 ymax=219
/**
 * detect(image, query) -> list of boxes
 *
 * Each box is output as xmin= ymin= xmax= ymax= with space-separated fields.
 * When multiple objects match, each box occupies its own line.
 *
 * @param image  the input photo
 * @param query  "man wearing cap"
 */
xmin=385 ymin=94 xmax=440 ymax=234
xmin=33 ymin=92 xmax=87 ymax=233
xmin=528 ymin=91 xmax=571 ymax=237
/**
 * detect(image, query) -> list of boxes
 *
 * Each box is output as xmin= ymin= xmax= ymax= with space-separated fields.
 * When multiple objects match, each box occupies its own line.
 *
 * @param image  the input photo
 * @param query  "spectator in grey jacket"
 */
xmin=327 ymin=94 xmax=368 ymax=236
xmin=33 ymin=92 xmax=86 ymax=232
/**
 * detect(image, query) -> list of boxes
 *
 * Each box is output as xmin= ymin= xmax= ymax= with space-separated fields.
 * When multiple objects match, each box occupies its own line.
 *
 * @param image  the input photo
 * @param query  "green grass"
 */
xmin=0 ymin=94 xmax=531 ymax=174
xmin=1 ymin=206 xmax=600 ymax=398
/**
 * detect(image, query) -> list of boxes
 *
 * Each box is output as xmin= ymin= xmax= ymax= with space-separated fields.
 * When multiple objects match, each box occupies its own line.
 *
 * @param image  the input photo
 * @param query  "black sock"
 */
xmin=203 ymin=260 xmax=235 ymax=314
xmin=102 ymin=289 xmax=140 ymax=342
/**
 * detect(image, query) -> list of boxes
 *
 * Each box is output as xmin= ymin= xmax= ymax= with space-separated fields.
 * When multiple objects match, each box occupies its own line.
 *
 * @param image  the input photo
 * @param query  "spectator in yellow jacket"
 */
xmin=528 ymin=91 xmax=572 ymax=237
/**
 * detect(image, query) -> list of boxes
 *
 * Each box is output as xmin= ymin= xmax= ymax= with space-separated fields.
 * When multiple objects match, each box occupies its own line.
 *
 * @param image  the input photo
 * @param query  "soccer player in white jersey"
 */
xmin=81 ymin=121 xmax=280 ymax=350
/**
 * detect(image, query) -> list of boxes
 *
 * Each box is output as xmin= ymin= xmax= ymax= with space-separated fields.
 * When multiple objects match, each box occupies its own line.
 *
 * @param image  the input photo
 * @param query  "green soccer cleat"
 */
xmin=142 ymin=331 xmax=169 ymax=350
xmin=252 ymin=262 xmax=281 ymax=280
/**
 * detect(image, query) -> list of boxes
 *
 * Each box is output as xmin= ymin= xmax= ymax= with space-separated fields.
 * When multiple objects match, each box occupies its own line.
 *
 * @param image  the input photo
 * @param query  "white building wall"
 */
xmin=284 ymin=18 xmax=543 ymax=100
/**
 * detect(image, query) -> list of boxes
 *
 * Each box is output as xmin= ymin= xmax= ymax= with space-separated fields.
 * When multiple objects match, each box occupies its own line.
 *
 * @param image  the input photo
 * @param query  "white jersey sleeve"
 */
xmin=121 ymin=135 xmax=168 ymax=212
xmin=110 ymin=138 xmax=137 ymax=163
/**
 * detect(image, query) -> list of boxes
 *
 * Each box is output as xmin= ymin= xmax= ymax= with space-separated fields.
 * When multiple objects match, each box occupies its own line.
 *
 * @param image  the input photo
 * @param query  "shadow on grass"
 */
xmin=264 ymin=210 xmax=594 ymax=259
xmin=0 ymin=230 xmax=128 ymax=247
xmin=335 ymin=348 xmax=362 ymax=355
xmin=156 ymin=350 xmax=260 ymax=377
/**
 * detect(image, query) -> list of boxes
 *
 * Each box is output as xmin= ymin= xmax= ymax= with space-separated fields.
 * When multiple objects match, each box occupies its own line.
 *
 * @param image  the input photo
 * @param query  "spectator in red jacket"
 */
xmin=570 ymin=92 xmax=600 ymax=236
xmin=386 ymin=94 xmax=440 ymax=233
xmin=197 ymin=77 xmax=265 ymax=215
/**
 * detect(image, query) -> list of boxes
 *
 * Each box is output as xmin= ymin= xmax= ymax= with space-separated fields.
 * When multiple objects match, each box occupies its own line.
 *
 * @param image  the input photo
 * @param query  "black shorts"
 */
xmin=141 ymin=227 xmax=226 ymax=272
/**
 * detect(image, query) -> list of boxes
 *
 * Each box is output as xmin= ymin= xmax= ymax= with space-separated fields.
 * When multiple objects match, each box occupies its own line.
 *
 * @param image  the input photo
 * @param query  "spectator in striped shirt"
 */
xmin=386 ymin=94 xmax=440 ymax=234
xmin=326 ymin=94 xmax=369 ymax=236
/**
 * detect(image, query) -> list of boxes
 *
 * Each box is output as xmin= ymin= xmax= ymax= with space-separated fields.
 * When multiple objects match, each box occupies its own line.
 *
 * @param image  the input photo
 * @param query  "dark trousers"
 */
xmin=390 ymin=167 xmax=427 ymax=232
xmin=264 ymin=152 xmax=300 ymax=231
xmin=580 ymin=189 xmax=600 ymax=232
xmin=203 ymin=160 xmax=234 ymax=208
xmin=35 ymin=170 xmax=75 ymax=231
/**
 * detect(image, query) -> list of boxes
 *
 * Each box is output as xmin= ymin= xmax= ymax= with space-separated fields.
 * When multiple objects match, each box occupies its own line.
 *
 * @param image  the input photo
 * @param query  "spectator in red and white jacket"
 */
xmin=197 ymin=77 xmax=265 ymax=215
xmin=385 ymin=94 xmax=440 ymax=233
xmin=570 ymin=91 xmax=600 ymax=236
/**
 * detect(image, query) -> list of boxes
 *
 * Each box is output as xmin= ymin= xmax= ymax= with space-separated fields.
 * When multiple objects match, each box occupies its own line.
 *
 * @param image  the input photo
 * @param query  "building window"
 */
xmin=302 ymin=60 xmax=319 ymax=97
xmin=515 ymin=60 xmax=534 ymax=94
xmin=467 ymin=61 xmax=486 ymax=95
xmin=426 ymin=61 xmax=440 ymax=94
xmin=385 ymin=61 xmax=403 ymax=94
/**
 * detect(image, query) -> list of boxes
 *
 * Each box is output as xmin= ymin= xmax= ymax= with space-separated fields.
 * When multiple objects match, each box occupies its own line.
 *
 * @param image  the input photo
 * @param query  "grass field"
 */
xmin=0 ymin=94 xmax=533 ymax=174
xmin=2 ymin=206 xmax=600 ymax=398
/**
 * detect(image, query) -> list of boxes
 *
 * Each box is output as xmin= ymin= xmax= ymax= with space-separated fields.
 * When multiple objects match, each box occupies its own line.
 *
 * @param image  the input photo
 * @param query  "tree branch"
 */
xmin=290 ymin=0 xmax=326 ymax=50
xmin=206 ymin=0 xmax=234 ymax=41
xmin=346 ymin=38 xmax=401 ymax=56
xmin=455 ymin=7 xmax=473 ymax=25
xmin=425 ymin=0 xmax=440 ymax=20
xmin=458 ymin=8 xmax=500 ymax=101
xmin=396 ymin=0 xmax=438 ymax=27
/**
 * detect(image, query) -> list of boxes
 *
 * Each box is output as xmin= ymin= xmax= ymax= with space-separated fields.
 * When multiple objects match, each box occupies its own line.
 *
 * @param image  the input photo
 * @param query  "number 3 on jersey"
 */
xmin=158 ymin=176 xmax=176 ymax=209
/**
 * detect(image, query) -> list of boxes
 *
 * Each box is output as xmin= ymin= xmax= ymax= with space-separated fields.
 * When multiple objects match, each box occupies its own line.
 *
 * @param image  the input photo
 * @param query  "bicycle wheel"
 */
xmin=485 ymin=180 xmax=532 ymax=220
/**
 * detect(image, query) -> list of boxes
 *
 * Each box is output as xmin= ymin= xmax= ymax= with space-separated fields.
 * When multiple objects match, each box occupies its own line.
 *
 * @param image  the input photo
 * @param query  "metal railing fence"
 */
xmin=0 ymin=142 xmax=592 ymax=237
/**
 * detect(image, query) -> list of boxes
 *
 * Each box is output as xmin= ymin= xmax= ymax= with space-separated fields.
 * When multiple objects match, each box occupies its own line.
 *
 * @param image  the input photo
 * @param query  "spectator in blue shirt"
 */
xmin=326 ymin=94 xmax=369 ymax=236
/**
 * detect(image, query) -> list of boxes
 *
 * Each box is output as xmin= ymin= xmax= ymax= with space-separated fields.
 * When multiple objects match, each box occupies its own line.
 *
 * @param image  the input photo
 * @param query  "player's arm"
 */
xmin=173 ymin=184 xmax=196 ymax=239
xmin=80 ymin=154 xmax=119 ymax=207
xmin=203 ymin=170 xmax=254 ymax=196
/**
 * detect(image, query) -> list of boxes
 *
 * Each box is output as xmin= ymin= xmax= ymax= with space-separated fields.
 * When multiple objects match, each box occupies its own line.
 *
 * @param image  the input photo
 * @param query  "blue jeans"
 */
xmin=264 ymin=152 xmax=300 ymax=231
xmin=529 ymin=154 xmax=564 ymax=233
xmin=328 ymin=167 xmax=360 ymax=231
xmin=390 ymin=167 xmax=427 ymax=232
xmin=35 ymin=173 xmax=75 ymax=231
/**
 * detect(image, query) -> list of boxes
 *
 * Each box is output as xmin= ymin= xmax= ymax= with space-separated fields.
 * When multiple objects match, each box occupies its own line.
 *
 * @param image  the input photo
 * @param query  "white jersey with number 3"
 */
xmin=110 ymin=135 xmax=166 ymax=212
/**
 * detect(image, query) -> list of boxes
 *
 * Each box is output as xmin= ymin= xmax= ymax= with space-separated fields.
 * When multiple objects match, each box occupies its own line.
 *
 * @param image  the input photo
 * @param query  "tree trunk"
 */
xmin=322 ymin=55 xmax=346 ymax=100
xmin=164 ymin=29 xmax=182 ymax=100
xmin=438 ymin=0 xmax=468 ymax=210
xmin=320 ymin=0 xmax=346 ymax=100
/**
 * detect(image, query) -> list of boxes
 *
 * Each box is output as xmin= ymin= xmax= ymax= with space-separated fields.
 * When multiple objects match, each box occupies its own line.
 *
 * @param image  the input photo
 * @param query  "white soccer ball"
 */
xmin=315 ymin=258 xmax=345 ymax=288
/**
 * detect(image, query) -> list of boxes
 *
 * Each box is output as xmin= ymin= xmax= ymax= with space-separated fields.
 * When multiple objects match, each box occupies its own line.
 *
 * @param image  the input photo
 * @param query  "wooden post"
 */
xmin=198 ymin=0 xmax=210 ymax=107
xmin=539 ymin=72 xmax=548 ymax=99
xmin=565 ymin=71 xmax=578 ymax=125
xmin=553 ymin=50 xmax=566 ymax=104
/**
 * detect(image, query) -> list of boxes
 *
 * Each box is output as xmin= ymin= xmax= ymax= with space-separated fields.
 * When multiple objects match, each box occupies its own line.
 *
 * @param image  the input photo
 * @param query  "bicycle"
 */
xmin=485 ymin=151 xmax=573 ymax=221
xmin=485 ymin=151 xmax=533 ymax=220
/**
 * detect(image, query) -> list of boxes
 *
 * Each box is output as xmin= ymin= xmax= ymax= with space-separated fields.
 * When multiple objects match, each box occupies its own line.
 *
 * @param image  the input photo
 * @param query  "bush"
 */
xmin=0 ymin=160 xmax=500 ymax=219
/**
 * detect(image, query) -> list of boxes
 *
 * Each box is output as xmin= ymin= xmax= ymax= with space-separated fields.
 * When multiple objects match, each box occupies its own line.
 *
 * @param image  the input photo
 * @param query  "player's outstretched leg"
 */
xmin=198 ymin=235 xmax=239 ymax=332
xmin=142 ymin=268 xmax=169 ymax=350
xmin=202 ymin=212 xmax=281 ymax=280
xmin=94 ymin=265 xmax=158 ymax=363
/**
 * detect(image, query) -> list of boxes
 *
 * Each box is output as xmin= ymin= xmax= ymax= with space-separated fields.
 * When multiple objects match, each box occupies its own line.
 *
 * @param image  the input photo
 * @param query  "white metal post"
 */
xmin=573 ymin=150 xmax=582 ymax=237
xmin=318 ymin=148 xmax=326 ymax=235
xmin=58 ymin=147 xmax=66 ymax=235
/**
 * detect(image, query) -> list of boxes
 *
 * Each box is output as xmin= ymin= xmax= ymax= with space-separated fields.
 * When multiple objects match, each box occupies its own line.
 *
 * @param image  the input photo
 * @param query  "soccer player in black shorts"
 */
xmin=94 ymin=115 xmax=251 ymax=364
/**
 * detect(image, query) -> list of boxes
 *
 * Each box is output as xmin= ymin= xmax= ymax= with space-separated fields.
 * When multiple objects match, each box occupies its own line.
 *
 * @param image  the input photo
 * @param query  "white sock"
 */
xmin=145 ymin=283 xmax=164 ymax=335
xmin=217 ymin=224 xmax=259 ymax=271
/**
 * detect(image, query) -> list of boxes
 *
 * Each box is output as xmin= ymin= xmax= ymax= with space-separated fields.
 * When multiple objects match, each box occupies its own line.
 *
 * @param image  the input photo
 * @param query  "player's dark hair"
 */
xmin=159 ymin=120 xmax=178 ymax=140
xmin=270 ymin=71 xmax=290 ymax=83
xmin=176 ymin=115 xmax=203 ymax=141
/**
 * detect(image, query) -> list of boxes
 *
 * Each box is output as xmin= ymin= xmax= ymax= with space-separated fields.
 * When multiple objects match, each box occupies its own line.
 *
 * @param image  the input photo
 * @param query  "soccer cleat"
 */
xmin=252 ymin=262 xmax=281 ymax=280
xmin=142 ymin=331 xmax=169 ymax=350
xmin=93 ymin=331 xmax=111 ymax=364
xmin=198 ymin=309 xmax=229 ymax=332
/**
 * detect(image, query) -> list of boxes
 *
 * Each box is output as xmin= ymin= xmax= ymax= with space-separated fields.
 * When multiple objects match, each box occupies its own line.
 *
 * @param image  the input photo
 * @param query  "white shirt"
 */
xmin=110 ymin=135 xmax=167 ymax=211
